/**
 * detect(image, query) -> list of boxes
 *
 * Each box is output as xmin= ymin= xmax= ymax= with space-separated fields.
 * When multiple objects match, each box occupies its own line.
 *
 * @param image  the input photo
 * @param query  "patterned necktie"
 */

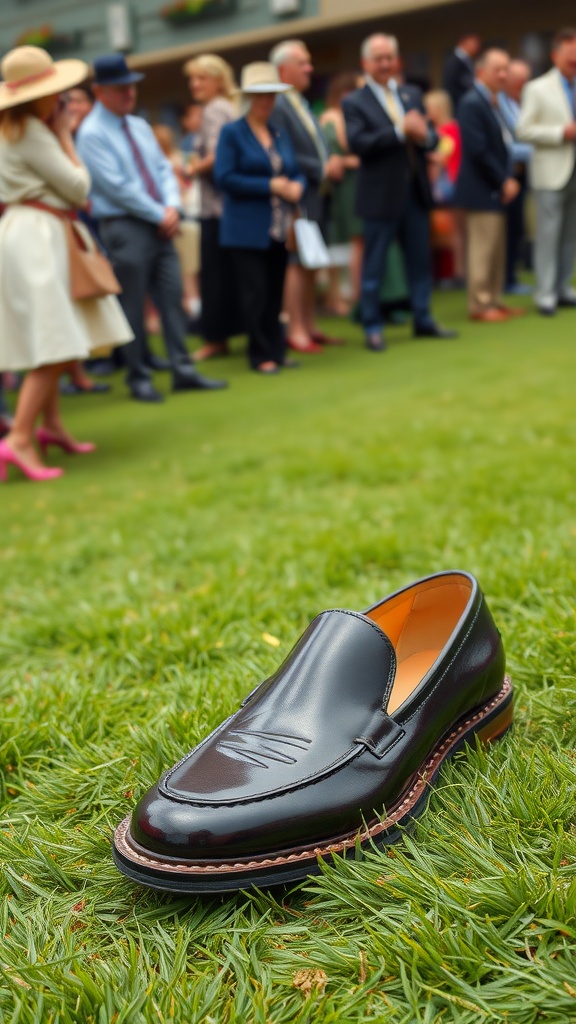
xmin=289 ymin=92 xmax=329 ymax=162
xmin=384 ymin=85 xmax=401 ymax=126
xmin=122 ymin=119 xmax=162 ymax=202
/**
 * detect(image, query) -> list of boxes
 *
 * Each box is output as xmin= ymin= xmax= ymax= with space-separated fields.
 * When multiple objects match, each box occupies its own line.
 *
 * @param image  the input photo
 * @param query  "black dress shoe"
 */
xmin=558 ymin=296 xmax=576 ymax=308
xmin=414 ymin=322 xmax=458 ymax=339
xmin=365 ymin=332 xmax=387 ymax=352
xmin=172 ymin=371 xmax=228 ymax=391
xmin=60 ymin=380 xmax=111 ymax=396
xmin=130 ymin=381 xmax=164 ymax=403
xmin=85 ymin=358 xmax=116 ymax=377
xmin=113 ymin=570 xmax=512 ymax=893
xmin=146 ymin=354 xmax=172 ymax=372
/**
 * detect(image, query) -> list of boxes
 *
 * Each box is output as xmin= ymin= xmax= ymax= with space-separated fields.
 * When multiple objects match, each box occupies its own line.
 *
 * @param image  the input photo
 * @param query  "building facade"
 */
xmin=1 ymin=0 xmax=573 ymax=114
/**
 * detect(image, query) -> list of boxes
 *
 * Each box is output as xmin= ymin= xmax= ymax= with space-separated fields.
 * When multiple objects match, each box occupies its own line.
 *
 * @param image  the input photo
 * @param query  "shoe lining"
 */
xmin=366 ymin=574 xmax=473 ymax=713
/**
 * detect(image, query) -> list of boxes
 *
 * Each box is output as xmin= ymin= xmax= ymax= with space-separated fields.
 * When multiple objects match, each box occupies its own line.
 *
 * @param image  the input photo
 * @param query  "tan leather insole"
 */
xmin=366 ymin=576 xmax=473 ymax=713
xmin=387 ymin=649 xmax=442 ymax=714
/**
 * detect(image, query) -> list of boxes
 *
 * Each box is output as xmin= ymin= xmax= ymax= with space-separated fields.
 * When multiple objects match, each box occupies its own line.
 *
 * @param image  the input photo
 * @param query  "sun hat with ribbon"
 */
xmin=0 ymin=46 xmax=89 ymax=111
xmin=237 ymin=62 xmax=291 ymax=95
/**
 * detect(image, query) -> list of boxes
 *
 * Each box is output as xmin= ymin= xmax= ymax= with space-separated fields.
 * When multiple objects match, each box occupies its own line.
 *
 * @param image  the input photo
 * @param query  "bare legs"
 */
xmin=6 ymin=362 xmax=66 ymax=470
xmin=283 ymin=265 xmax=318 ymax=347
xmin=62 ymin=359 xmax=98 ymax=392
xmin=325 ymin=267 xmax=350 ymax=316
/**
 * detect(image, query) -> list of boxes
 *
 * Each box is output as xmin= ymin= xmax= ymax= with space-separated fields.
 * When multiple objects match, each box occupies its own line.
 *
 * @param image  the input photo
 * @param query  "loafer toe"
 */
xmin=114 ymin=571 xmax=513 ymax=893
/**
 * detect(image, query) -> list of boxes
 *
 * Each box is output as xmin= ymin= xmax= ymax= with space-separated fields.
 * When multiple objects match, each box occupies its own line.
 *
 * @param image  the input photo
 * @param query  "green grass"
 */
xmin=1 ymin=291 xmax=575 ymax=1023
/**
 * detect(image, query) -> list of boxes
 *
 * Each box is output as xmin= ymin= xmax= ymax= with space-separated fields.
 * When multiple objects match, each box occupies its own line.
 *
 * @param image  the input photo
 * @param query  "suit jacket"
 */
xmin=516 ymin=67 xmax=575 ymax=190
xmin=442 ymin=51 xmax=475 ymax=112
xmin=214 ymin=117 xmax=305 ymax=250
xmin=342 ymin=82 xmax=437 ymax=220
xmin=269 ymin=92 xmax=326 ymax=221
xmin=454 ymin=85 xmax=511 ymax=211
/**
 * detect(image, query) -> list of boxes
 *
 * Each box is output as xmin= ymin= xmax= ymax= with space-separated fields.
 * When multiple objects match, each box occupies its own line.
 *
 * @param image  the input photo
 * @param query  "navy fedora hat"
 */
xmin=92 ymin=54 xmax=144 ymax=86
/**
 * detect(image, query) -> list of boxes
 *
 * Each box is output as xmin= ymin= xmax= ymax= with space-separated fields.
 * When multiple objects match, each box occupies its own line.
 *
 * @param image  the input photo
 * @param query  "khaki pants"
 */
xmin=466 ymin=212 xmax=506 ymax=315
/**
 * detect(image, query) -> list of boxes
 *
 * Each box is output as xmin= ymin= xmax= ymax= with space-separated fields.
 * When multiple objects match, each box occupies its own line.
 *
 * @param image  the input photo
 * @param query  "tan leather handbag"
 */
xmin=65 ymin=219 xmax=121 ymax=301
xmin=20 ymin=200 xmax=121 ymax=301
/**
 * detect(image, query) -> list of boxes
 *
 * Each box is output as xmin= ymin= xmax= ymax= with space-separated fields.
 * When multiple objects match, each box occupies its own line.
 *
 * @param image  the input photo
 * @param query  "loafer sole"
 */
xmin=112 ymin=675 xmax=513 ymax=894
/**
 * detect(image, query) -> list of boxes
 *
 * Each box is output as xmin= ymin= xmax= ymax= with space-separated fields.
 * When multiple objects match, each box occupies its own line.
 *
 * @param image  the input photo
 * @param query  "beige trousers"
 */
xmin=466 ymin=212 xmax=506 ymax=314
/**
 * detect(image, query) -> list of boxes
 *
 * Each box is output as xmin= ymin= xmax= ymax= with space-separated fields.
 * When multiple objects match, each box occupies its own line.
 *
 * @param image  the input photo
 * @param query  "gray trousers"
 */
xmin=534 ymin=164 xmax=576 ymax=309
xmin=99 ymin=217 xmax=192 ymax=387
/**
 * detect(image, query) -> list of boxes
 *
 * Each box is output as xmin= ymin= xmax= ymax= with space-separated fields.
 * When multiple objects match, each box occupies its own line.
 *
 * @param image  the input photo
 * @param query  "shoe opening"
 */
xmin=366 ymin=573 xmax=474 ymax=713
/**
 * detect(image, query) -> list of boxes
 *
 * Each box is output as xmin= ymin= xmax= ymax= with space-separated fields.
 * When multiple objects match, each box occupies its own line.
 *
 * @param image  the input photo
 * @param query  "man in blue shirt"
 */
xmin=77 ymin=55 xmax=227 ymax=402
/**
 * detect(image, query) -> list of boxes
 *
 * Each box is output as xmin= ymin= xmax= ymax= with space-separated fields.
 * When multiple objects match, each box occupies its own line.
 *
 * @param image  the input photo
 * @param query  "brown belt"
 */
xmin=10 ymin=199 xmax=79 ymax=220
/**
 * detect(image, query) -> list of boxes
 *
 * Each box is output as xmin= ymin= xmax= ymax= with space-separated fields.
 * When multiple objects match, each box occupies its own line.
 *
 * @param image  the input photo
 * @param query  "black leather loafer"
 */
xmin=172 ymin=370 xmax=228 ymax=391
xmin=129 ymin=381 xmax=164 ymax=403
xmin=113 ymin=571 xmax=513 ymax=893
xmin=413 ymin=322 xmax=458 ymax=340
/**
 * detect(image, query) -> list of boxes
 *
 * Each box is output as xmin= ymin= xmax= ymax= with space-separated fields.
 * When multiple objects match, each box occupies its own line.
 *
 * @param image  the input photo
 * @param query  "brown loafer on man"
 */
xmin=470 ymin=308 xmax=511 ymax=323
xmin=113 ymin=570 xmax=513 ymax=893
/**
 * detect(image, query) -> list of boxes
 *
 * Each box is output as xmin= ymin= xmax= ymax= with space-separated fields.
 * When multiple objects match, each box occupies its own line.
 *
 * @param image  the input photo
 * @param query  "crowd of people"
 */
xmin=1 ymin=25 xmax=576 ymax=481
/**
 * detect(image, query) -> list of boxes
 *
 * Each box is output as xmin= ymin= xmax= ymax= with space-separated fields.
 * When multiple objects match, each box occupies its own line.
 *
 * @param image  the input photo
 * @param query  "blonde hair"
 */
xmin=153 ymin=123 xmax=176 ymax=156
xmin=424 ymin=89 xmax=453 ymax=124
xmin=183 ymin=54 xmax=236 ymax=100
xmin=0 ymin=100 xmax=36 ymax=142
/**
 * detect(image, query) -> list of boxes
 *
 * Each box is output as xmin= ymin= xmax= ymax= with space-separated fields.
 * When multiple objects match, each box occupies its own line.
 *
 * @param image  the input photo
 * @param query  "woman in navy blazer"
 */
xmin=214 ymin=63 xmax=305 ymax=374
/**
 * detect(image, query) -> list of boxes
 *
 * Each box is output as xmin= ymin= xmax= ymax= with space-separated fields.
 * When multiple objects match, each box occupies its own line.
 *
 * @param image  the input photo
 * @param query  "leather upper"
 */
xmin=162 ymin=610 xmax=398 ymax=803
xmin=131 ymin=571 xmax=505 ymax=861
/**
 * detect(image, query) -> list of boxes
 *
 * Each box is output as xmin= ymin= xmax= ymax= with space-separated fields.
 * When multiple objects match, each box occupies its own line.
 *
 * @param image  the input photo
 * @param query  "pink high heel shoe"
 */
xmin=0 ymin=438 xmax=63 ymax=482
xmin=36 ymin=427 xmax=96 ymax=456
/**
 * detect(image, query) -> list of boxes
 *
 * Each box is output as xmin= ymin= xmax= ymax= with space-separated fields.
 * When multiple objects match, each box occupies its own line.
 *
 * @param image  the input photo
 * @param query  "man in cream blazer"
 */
xmin=517 ymin=28 xmax=576 ymax=314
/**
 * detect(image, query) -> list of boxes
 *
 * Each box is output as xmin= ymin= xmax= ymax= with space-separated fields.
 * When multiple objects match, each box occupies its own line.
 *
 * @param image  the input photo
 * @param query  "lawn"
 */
xmin=1 ymin=291 xmax=575 ymax=1023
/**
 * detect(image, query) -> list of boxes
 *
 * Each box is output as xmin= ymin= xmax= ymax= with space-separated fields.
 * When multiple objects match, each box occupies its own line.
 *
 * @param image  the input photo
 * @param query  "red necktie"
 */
xmin=122 ymin=119 xmax=162 ymax=203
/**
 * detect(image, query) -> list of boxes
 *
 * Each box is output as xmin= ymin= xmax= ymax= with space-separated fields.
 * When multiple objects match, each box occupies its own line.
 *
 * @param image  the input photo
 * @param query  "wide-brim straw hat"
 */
xmin=0 ymin=46 xmax=89 ymax=111
xmin=237 ymin=62 xmax=291 ymax=95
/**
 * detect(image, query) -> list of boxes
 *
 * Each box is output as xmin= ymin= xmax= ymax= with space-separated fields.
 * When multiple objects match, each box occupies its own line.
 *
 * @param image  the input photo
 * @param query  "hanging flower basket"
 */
xmin=15 ymin=24 xmax=78 ymax=54
xmin=16 ymin=24 xmax=56 ymax=48
xmin=160 ymin=0 xmax=220 ymax=23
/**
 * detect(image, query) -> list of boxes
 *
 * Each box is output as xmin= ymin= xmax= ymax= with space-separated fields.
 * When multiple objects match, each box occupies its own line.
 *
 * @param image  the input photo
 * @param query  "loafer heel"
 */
xmin=469 ymin=686 xmax=514 ymax=746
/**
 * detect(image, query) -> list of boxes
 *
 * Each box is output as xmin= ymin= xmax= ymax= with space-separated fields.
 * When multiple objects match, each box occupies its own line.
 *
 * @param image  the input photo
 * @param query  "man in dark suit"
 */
xmin=343 ymin=33 xmax=457 ymax=351
xmin=455 ymin=49 xmax=523 ymax=322
xmin=269 ymin=39 xmax=344 ymax=352
xmin=442 ymin=34 xmax=482 ymax=113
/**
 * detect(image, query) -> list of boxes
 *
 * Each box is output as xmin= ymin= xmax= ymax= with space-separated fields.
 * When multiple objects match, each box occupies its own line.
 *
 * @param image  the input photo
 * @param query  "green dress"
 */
xmin=322 ymin=119 xmax=362 ymax=244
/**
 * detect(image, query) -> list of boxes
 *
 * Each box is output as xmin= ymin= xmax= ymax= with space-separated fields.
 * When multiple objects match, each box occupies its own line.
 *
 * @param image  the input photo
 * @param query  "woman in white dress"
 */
xmin=0 ymin=46 xmax=132 ymax=483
